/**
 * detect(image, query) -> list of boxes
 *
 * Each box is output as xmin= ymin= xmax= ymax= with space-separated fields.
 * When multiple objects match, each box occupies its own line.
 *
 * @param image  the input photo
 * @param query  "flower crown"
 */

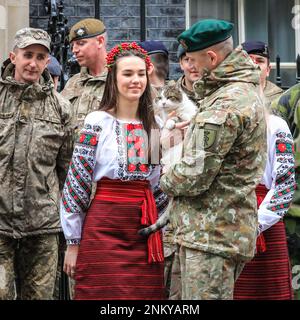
xmin=106 ymin=42 xmax=152 ymax=71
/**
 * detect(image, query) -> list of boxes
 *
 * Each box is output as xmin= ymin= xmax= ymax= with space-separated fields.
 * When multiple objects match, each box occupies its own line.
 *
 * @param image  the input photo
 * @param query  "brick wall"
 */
xmin=29 ymin=0 xmax=186 ymax=79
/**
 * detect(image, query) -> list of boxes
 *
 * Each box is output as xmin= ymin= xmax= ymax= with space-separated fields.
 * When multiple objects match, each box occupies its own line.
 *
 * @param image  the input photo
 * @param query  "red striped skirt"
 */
xmin=234 ymin=184 xmax=293 ymax=300
xmin=74 ymin=178 xmax=165 ymax=300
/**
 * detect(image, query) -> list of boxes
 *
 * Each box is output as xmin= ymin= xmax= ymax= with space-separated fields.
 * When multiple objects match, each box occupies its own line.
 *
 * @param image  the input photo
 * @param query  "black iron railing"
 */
xmin=275 ymin=54 xmax=300 ymax=90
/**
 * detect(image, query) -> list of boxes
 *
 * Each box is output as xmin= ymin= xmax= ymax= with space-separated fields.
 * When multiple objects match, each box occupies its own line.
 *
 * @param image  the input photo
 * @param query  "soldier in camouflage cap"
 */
xmin=160 ymin=19 xmax=267 ymax=299
xmin=0 ymin=27 xmax=73 ymax=299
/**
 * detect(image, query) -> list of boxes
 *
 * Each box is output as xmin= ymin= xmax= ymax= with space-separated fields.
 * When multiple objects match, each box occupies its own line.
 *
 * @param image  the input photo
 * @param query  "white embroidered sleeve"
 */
xmin=258 ymin=123 xmax=295 ymax=234
xmin=60 ymin=119 xmax=101 ymax=244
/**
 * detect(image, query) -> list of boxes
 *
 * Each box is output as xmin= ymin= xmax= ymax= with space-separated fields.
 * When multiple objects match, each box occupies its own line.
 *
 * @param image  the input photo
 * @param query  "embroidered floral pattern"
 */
xmin=115 ymin=120 xmax=154 ymax=180
xmin=62 ymin=123 xmax=101 ymax=214
xmin=267 ymin=131 xmax=296 ymax=216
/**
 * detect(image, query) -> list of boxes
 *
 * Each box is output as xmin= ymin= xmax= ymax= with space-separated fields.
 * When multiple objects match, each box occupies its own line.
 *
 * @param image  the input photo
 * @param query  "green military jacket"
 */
xmin=61 ymin=67 xmax=106 ymax=140
xmin=0 ymin=62 xmax=73 ymax=238
xmin=264 ymin=80 xmax=283 ymax=106
xmin=160 ymin=47 xmax=267 ymax=261
xmin=271 ymin=83 xmax=300 ymax=217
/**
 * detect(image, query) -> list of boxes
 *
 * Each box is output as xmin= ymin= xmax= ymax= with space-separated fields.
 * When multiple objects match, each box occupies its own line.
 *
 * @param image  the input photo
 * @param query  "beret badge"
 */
xmin=75 ymin=28 xmax=86 ymax=37
xmin=179 ymin=39 xmax=188 ymax=50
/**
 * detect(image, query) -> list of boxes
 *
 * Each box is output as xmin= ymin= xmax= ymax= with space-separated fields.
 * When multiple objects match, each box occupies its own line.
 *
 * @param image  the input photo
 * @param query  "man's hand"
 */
xmin=63 ymin=244 xmax=79 ymax=279
xmin=161 ymin=111 xmax=190 ymax=149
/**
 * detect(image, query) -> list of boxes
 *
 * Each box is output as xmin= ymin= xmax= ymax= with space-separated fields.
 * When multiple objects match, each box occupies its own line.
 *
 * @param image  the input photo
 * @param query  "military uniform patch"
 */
xmin=204 ymin=127 xmax=218 ymax=149
xmin=195 ymin=113 xmax=225 ymax=152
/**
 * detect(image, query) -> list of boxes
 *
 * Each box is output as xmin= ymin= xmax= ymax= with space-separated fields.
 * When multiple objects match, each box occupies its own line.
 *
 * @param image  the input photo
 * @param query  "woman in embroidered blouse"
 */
xmin=234 ymin=110 xmax=296 ymax=300
xmin=60 ymin=42 xmax=167 ymax=300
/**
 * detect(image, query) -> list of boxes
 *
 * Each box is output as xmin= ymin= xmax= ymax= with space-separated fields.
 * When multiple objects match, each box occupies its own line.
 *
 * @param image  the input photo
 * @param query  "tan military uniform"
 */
xmin=61 ymin=67 xmax=106 ymax=140
xmin=0 ymin=62 xmax=73 ymax=299
xmin=264 ymin=80 xmax=283 ymax=106
xmin=160 ymin=47 xmax=267 ymax=300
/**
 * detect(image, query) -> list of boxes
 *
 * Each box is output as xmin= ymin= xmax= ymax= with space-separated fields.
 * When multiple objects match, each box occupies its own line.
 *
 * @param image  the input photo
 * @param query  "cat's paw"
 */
xmin=165 ymin=119 xmax=176 ymax=130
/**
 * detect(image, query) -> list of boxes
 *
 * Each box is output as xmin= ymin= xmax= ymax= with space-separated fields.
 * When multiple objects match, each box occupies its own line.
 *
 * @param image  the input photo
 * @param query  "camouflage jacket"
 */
xmin=271 ymin=83 xmax=300 ymax=217
xmin=61 ymin=67 xmax=106 ymax=140
xmin=160 ymin=47 xmax=267 ymax=261
xmin=178 ymin=76 xmax=198 ymax=103
xmin=264 ymin=80 xmax=283 ymax=106
xmin=0 ymin=62 xmax=73 ymax=238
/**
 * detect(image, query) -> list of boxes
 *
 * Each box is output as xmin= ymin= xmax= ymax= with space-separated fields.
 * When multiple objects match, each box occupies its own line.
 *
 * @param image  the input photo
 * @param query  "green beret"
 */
xmin=178 ymin=19 xmax=234 ymax=52
xmin=69 ymin=18 xmax=106 ymax=42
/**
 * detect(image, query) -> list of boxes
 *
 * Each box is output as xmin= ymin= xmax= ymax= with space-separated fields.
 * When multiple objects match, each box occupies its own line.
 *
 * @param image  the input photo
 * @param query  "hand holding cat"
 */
xmin=160 ymin=111 xmax=190 ymax=149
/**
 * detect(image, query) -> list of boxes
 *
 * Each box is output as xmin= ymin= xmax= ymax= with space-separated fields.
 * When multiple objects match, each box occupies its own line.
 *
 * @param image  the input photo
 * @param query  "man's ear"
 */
xmin=9 ymin=51 xmax=16 ymax=65
xmin=266 ymin=63 xmax=271 ymax=78
xmin=206 ymin=50 xmax=218 ymax=68
xmin=148 ymin=62 xmax=154 ymax=75
xmin=96 ymin=35 xmax=105 ymax=48
xmin=45 ymin=56 xmax=50 ymax=68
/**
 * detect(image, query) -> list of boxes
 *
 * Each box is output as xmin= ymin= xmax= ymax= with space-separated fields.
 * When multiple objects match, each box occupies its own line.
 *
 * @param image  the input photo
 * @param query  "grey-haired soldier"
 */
xmin=0 ymin=27 xmax=73 ymax=299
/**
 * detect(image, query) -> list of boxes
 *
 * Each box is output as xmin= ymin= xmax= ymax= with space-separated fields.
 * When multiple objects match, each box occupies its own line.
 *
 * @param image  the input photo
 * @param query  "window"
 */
xmin=188 ymin=0 xmax=298 ymax=88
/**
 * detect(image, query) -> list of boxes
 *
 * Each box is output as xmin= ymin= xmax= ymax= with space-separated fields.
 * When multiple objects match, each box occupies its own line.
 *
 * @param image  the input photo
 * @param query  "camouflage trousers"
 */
xmin=0 ymin=234 xmax=58 ymax=300
xmin=168 ymin=245 xmax=245 ymax=300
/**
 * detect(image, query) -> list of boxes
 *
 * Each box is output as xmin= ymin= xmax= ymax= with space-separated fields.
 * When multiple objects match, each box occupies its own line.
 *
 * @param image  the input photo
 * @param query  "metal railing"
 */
xmin=273 ymin=55 xmax=300 ymax=90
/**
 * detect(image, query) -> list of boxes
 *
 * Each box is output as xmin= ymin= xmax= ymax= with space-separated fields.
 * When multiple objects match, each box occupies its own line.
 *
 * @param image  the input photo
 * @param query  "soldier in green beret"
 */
xmin=61 ymin=18 xmax=108 ymax=141
xmin=0 ymin=28 xmax=73 ymax=299
xmin=160 ymin=19 xmax=267 ymax=299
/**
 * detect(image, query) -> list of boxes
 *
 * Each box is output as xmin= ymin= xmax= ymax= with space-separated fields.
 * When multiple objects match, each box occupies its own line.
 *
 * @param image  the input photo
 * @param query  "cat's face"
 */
xmin=154 ymin=85 xmax=183 ymax=112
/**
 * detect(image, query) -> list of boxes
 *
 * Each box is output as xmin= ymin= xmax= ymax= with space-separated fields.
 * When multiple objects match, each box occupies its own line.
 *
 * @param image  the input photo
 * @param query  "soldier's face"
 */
xmin=9 ymin=45 xmax=49 ymax=84
xmin=116 ymin=56 xmax=147 ymax=104
xmin=186 ymin=50 xmax=214 ymax=77
xmin=180 ymin=55 xmax=200 ymax=86
xmin=249 ymin=54 xmax=271 ymax=86
xmin=71 ymin=36 xmax=104 ymax=68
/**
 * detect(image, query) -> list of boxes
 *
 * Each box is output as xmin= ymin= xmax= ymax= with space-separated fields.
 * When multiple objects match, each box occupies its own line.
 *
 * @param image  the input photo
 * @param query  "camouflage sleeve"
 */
xmin=56 ymin=99 xmax=75 ymax=191
xmin=160 ymin=110 xmax=238 ymax=197
xmin=270 ymin=94 xmax=289 ymax=124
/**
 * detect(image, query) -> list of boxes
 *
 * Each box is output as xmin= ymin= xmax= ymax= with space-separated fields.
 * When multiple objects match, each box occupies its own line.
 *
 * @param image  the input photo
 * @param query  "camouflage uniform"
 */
xmin=61 ymin=67 xmax=106 ymax=140
xmin=0 ymin=62 xmax=73 ymax=300
xmin=160 ymin=47 xmax=267 ymax=300
xmin=163 ymin=75 xmax=197 ymax=299
xmin=271 ymin=83 xmax=300 ymax=300
xmin=264 ymin=80 xmax=283 ymax=106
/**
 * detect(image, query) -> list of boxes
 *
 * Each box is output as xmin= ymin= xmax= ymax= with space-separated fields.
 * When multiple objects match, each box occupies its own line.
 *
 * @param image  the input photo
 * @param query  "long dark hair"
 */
xmin=100 ymin=49 xmax=160 ymax=164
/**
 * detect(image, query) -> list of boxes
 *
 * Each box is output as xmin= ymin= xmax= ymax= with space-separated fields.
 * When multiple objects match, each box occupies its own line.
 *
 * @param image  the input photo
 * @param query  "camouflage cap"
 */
xmin=177 ymin=19 xmax=234 ymax=52
xmin=14 ymin=27 xmax=51 ymax=51
xmin=69 ymin=18 xmax=106 ymax=42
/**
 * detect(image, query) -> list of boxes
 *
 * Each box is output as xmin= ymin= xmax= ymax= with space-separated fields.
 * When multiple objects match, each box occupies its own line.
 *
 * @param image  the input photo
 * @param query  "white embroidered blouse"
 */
xmin=60 ymin=111 xmax=167 ymax=244
xmin=258 ymin=114 xmax=295 ymax=233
